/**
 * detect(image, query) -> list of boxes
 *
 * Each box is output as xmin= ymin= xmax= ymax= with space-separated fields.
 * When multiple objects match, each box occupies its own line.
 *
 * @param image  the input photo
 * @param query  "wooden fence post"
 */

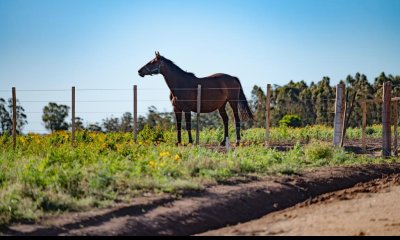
xmin=196 ymin=84 xmax=201 ymax=145
xmin=71 ymin=86 xmax=76 ymax=147
xmin=133 ymin=85 xmax=138 ymax=142
xmin=382 ymin=81 xmax=392 ymax=157
xmin=333 ymin=84 xmax=346 ymax=147
xmin=362 ymin=102 xmax=367 ymax=153
xmin=12 ymin=87 xmax=17 ymax=149
xmin=341 ymin=89 xmax=358 ymax=148
xmin=393 ymin=100 xmax=398 ymax=156
xmin=265 ymin=84 xmax=271 ymax=147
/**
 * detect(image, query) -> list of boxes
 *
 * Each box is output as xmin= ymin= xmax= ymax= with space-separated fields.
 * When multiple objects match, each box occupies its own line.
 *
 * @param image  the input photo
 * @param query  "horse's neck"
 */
xmin=162 ymin=65 xmax=196 ymax=93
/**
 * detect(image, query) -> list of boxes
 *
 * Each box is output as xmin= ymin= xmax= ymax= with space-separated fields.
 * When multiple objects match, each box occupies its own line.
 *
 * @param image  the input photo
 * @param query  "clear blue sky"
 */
xmin=1 ymin=0 xmax=400 ymax=133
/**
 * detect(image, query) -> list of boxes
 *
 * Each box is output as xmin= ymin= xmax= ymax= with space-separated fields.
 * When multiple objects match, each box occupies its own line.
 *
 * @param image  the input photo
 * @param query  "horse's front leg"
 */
xmin=175 ymin=110 xmax=182 ymax=145
xmin=185 ymin=112 xmax=193 ymax=144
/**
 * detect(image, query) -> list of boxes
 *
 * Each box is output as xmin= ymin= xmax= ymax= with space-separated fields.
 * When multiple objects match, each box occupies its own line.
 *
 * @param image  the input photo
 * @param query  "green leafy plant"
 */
xmin=279 ymin=114 xmax=302 ymax=128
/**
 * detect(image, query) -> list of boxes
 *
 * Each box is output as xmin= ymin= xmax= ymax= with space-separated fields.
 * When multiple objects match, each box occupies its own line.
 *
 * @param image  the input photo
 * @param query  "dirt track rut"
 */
xmin=201 ymin=175 xmax=400 ymax=236
xmin=2 ymin=163 xmax=400 ymax=236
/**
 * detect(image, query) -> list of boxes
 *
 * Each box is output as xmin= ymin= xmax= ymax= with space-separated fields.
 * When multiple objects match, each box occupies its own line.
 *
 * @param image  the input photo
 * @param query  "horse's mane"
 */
xmin=161 ymin=57 xmax=196 ymax=78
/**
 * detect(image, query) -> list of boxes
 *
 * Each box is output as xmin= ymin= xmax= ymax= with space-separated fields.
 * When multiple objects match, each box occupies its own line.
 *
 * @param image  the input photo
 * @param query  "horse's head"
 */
xmin=138 ymin=51 xmax=164 ymax=77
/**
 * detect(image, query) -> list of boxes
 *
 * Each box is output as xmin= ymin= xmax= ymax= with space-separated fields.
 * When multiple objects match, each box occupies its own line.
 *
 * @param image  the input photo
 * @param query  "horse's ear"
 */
xmin=155 ymin=51 xmax=160 ymax=59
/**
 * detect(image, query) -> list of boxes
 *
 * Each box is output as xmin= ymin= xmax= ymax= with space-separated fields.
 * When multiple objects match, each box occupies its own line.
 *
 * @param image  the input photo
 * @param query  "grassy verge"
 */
xmin=0 ymin=125 xmax=396 ymax=225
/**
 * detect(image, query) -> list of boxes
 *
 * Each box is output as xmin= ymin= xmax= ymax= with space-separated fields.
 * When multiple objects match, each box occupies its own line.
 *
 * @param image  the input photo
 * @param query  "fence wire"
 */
xmin=0 ymin=86 xmax=341 ymax=145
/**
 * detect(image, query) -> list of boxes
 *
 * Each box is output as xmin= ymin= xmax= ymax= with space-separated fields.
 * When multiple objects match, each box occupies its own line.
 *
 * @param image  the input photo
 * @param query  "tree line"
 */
xmin=1 ymin=72 xmax=399 ymax=134
xmin=249 ymin=72 xmax=400 ymax=128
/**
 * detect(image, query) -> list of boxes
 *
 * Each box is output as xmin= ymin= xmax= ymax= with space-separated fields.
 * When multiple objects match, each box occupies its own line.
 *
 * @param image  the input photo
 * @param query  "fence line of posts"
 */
xmin=354 ymin=83 xmax=399 ymax=157
xmin=6 ymin=81 xmax=400 ymax=157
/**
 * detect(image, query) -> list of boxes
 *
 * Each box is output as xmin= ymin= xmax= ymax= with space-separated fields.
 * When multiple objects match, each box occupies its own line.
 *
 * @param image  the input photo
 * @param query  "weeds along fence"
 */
xmin=1 ymin=82 xmax=399 ymax=157
xmin=1 ymin=85 xmax=257 ymax=148
xmin=264 ymin=84 xmax=337 ymax=147
xmin=356 ymin=82 xmax=400 ymax=156
xmin=1 ymin=85 xmax=335 ymax=147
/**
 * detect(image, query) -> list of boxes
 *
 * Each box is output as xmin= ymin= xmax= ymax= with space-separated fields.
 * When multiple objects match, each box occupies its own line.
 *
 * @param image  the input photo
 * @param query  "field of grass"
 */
xmin=0 ymin=124 xmax=395 ymax=225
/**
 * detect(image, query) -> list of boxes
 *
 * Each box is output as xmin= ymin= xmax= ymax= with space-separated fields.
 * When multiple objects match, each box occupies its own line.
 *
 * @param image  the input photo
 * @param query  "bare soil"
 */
xmin=1 ymin=163 xmax=400 ymax=236
xmin=201 ymin=174 xmax=400 ymax=236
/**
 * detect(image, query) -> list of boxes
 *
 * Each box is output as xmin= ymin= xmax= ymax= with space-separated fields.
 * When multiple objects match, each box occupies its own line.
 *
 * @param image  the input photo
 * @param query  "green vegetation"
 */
xmin=279 ymin=114 xmax=302 ymax=128
xmin=0 ymin=98 xmax=27 ymax=135
xmin=249 ymin=72 xmax=400 ymax=129
xmin=0 ymin=124 xmax=396 ymax=225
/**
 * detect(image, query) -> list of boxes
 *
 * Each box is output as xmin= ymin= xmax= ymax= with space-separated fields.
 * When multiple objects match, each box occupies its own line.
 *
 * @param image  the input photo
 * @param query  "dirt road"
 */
xmin=2 ymin=164 xmax=400 ymax=236
xmin=202 ymin=175 xmax=400 ymax=236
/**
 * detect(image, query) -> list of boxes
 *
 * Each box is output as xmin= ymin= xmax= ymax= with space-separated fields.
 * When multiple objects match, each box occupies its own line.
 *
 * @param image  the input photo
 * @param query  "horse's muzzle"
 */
xmin=138 ymin=69 xmax=145 ymax=77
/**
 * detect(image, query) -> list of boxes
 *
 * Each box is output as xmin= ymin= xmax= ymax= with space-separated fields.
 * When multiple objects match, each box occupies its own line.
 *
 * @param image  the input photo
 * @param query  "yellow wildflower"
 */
xmin=149 ymin=160 xmax=157 ymax=168
xmin=101 ymin=143 xmax=108 ymax=150
xmin=116 ymin=144 xmax=122 ymax=152
xmin=159 ymin=151 xmax=170 ymax=157
xmin=174 ymin=154 xmax=181 ymax=161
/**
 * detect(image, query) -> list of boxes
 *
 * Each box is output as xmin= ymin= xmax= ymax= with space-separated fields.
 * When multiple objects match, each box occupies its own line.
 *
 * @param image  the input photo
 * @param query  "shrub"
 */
xmin=138 ymin=125 xmax=165 ymax=143
xmin=304 ymin=141 xmax=334 ymax=162
xmin=279 ymin=114 xmax=302 ymax=128
xmin=366 ymin=127 xmax=376 ymax=135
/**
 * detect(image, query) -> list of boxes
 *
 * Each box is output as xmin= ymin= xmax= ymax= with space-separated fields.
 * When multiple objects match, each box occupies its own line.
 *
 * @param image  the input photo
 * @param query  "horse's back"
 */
xmin=205 ymin=73 xmax=234 ymax=79
xmin=200 ymin=73 xmax=240 ymax=87
xmin=206 ymin=73 xmax=228 ymax=78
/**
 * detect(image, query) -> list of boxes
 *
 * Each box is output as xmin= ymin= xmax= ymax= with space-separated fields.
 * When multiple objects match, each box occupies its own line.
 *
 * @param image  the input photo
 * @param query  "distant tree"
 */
xmin=146 ymin=106 xmax=175 ymax=130
xmin=42 ymin=102 xmax=70 ymax=133
xmin=75 ymin=117 xmax=85 ymax=130
xmin=299 ymin=86 xmax=316 ymax=126
xmin=345 ymin=73 xmax=375 ymax=127
xmin=0 ymin=98 xmax=11 ymax=134
xmin=271 ymin=80 xmax=311 ymax=126
xmin=120 ymin=112 xmax=133 ymax=132
xmin=137 ymin=116 xmax=147 ymax=131
xmin=249 ymin=85 xmax=266 ymax=128
xmin=198 ymin=111 xmax=223 ymax=130
xmin=10 ymin=99 xmax=28 ymax=134
xmin=0 ymin=98 xmax=28 ymax=134
xmin=102 ymin=117 xmax=120 ymax=132
xmin=312 ymin=77 xmax=335 ymax=125
xmin=87 ymin=122 xmax=102 ymax=132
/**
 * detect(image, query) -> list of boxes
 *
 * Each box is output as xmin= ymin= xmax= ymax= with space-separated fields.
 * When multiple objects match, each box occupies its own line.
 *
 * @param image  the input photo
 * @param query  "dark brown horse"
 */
xmin=138 ymin=52 xmax=253 ymax=146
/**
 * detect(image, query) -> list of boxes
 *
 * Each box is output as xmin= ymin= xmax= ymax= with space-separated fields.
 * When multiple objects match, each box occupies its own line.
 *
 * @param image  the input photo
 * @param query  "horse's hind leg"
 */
xmin=218 ymin=103 xmax=229 ymax=146
xmin=229 ymin=101 xmax=241 ymax=145
xmin=185 ymin=112 xmax=193 ymax=144
xmin=174 ymin=109 xmax=182 ymax=145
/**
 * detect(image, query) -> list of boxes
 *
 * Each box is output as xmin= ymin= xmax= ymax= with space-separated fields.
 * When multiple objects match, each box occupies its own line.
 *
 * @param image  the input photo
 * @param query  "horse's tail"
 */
xmin=235 ymin=78 xmax=254 ymax=121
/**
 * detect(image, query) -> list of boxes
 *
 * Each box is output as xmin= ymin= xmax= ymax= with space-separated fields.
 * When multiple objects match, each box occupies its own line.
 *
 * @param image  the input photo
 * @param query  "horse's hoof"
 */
xmin=220 ymin=141 xmax=226 ymax=146
xmin=175 ymin=142 xmax=182 ymax=146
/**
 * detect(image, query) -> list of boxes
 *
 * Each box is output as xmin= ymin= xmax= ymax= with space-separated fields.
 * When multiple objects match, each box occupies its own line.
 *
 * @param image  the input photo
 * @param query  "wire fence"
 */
xmin=0 ymin=87 xmax=257 ymax=134
xmin=2 ymin=83 xmax=398 ymax=156
xmin=0 ymin=86 xmax=339 ymax=133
